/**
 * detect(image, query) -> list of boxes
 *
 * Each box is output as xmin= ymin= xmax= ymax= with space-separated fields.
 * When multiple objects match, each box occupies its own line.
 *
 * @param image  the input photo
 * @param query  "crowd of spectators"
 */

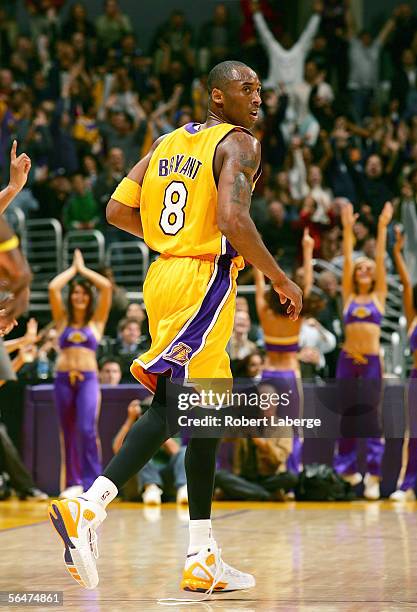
xmin=2 ymin=0 xmax=417 ymax=502
xmin=0 ymin=1 xmax=416 ymax=259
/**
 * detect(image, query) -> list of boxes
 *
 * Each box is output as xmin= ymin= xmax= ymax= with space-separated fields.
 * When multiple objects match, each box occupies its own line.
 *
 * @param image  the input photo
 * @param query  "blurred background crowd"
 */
xmin=1 ymin=0 xmax=417 ymax=503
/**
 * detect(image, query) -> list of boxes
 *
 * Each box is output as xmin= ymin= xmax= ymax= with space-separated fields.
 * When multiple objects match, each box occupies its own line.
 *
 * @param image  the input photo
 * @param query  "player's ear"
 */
xmin=211 ymin=88 xmax=223 ymax=106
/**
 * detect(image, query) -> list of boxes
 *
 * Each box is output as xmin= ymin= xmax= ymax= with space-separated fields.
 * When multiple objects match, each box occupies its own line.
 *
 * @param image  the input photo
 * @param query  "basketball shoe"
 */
xmin=48 ymin=497 xmax=106 ymax=589
xmin=181 ymin=539 xmax=255 ymax=594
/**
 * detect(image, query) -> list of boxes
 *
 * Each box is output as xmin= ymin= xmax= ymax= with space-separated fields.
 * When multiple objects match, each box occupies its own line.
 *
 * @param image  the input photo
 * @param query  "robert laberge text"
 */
xmin=178 ymin=415 xmax=322 ymax=429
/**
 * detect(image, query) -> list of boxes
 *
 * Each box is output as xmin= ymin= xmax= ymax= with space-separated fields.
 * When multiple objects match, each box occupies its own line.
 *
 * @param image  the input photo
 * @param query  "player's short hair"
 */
xmin=207 ymin=60 xmax=253 ymax=93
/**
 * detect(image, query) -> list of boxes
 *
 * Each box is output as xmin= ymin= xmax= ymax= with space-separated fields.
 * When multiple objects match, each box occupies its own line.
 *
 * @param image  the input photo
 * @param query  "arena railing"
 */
xmin=106 ymin=241 xmax=150 ymax=292
xmin=26 ymin=218 xmax=63 ymax=311
xmin=63 ymin=229 xmax=106 ymax=269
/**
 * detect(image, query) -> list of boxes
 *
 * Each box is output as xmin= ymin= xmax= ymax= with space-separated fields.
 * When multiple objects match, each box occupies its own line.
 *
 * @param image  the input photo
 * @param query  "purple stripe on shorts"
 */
xmin=410 ymin=368 xmax=417 ymax=379
xmin=144 ymin=258 xmax=233 ymax=381
xmin=225 ymin=237 xmax=238 ymax=258
xmin=265 ymin=342 xmax=299 ymax=353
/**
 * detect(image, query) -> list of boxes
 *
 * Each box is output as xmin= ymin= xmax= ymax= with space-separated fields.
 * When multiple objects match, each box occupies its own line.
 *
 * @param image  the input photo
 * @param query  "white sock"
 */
xmin=83 ymin=476 xmax=118 ymax=509
xmin=188 ymin=519 xmax=213 ymax=555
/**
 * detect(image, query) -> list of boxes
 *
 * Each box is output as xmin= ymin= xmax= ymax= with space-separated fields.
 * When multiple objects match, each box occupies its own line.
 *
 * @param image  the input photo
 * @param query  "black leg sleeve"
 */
xmin=103 ymin=377 xmax=178 ymax=490
xmin=185 ymin=437 xmax=221 ymax=520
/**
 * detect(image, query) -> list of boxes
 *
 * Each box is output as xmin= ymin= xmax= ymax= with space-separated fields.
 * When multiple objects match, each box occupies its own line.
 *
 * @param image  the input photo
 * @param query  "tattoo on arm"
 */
xmin=238 ymin=150 xmax=258 ymax=172
xmin=231 ymin=172 xmax=252 ymax=205
xmin=230 ymin=150 xmax=259 ymax=205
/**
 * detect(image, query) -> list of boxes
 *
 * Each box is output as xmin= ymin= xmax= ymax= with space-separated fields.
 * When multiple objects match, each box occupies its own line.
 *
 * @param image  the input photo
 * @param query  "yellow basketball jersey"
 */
xmin=140 ymin=122 xmax=244 ymax=268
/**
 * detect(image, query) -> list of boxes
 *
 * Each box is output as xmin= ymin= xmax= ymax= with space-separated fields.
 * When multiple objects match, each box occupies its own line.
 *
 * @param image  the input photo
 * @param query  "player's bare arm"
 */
xmin=0 ymin=216 xmax=32 ymax=332
xmin=0 ymin=140 xmax=31 ymax=215
xmin=216 ymin=131 xmax=302 ymax=320
xmin=106 ymin=135 xmax=167 ymax=238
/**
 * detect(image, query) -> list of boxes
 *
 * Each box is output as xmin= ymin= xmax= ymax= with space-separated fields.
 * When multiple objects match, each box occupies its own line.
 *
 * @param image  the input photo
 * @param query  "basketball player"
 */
xmin=48 ymin=61 xmax=302 ymax=595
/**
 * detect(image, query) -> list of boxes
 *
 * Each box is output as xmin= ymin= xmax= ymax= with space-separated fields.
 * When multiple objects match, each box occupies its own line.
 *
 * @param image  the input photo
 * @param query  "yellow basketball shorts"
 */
xmin=130 ymin=254 xmax=239 ymax=393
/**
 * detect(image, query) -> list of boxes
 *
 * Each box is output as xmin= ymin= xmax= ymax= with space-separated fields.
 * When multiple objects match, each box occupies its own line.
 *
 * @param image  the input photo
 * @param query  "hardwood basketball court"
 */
xmin=1 ymin=500 xmax=417 ymax=611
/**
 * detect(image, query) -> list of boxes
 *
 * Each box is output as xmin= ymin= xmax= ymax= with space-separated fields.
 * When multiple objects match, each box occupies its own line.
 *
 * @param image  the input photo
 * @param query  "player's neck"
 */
xmin=203 ymin=109 xmax=228 ymax=129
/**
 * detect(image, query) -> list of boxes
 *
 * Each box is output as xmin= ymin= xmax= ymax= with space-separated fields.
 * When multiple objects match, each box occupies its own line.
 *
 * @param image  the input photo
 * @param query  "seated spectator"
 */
xmin=63 ymin=173 xmax=99 ymax=231
xmin=126 ymin=302 xmax=145 ymax=322
xmin=299 ymin=291 xmax=337 ymax=377
xmin=113 ymin=317 xmax=150 ymax=381
xmin=317 ymin=270 xmax=342 ymax=376
xmin=112 ymin=399 xmax=187 ymax=505
xmin=1 ymin=318 xmax=38 ymax=385
xmin=99 ymin=357 xmax=122 ymax=386
xmin=228 ymin=310 xmax=257 ymax=372
xmin=234 ymin=349 xmax=264 ymax=382
xmin=235 ymin=296 xmax=262 ymax=345
xmin=16 ymin=326 xmax=59 ymax=383
xmin=215 ymin=435 xmax=297 ymax=502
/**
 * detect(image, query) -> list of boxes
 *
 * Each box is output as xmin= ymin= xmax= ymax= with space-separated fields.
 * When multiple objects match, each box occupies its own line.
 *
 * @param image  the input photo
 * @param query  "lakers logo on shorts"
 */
xmin=164 ymin=342 xmax=192 ymax=366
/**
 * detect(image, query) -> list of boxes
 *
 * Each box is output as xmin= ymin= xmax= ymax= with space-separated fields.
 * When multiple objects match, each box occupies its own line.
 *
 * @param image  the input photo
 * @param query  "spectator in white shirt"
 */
xmin=299 ymin=316 xmax=336 ymax=371
xmin=250 ymin=0 xmax=323 ymax=90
